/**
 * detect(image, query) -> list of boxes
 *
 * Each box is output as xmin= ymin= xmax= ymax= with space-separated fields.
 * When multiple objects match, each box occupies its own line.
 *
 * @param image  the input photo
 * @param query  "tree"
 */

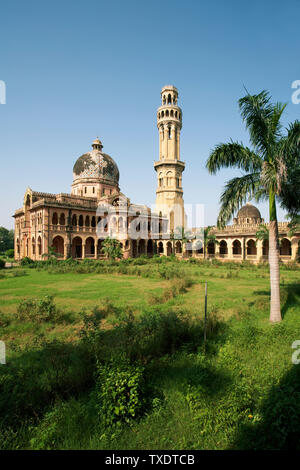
xmin=255 ymin=224 xmax=269 ymax=242
xmin=42 ymin=246 xmax=59 ymax=260
xmin=173 ymin=226 xmax=194 ymax=256
xmin=101 ymin=237 xmax=123 ymax=260
xmin=206 ymin=90 xmax=300 ymax=323
xmin=0 ymin=227 xmax=14 ymax=253
xmin=203 ymin=226 xmax=219 ymax=259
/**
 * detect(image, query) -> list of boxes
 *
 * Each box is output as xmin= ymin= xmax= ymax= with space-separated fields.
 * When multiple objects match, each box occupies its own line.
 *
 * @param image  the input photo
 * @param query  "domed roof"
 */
xmin=73 ymin=139 xmax=119 ymax=185
xmin=237 ymin=203 xmax=261 ymax=219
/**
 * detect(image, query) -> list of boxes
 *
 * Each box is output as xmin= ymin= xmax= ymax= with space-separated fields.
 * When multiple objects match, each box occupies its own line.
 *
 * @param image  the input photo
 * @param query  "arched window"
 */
xmin=280 ymin=238 xmax=292 ymax=256
xmin=263 ymin=240 xmax=269 ymax=256
xmin=168 ymin=126 xmax=171 ymax=139
xmin=232 ymin=240 xmax=242 ymax=255
xmin=246 ymin=239 xmax=257 ymax=256
xmin=32 ymin=237 xmax=36 ymax=255
xmin=52 ymin=212 xmax=58 ymax=225
xmin=219 ymin=240 xmax=228 ymax=255
xmin=91 ymin=216 xmax=96 ymax=227
xmin=79 ymin=215 xmax=83 ymax=227
xmin=38 ymin=236 xmax=42 ymax=255
xmin=85 ymin=215 xmax=90 ymax=227
xmin=52 ymin=236 xmax=64 ymax=257
xmin=168 ymin=94 xmax=171 ymax=104
xmin=16 ymin=238 xmax=20 ymax=255
xmin=72 ymin=214 xmax=77 ymax=226
xmin=59 ymin=213 xmax=65 ymax=225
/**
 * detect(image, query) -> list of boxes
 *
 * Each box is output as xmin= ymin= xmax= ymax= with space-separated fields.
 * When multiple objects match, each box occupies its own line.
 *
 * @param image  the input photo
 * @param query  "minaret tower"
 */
xmin=154 ymin=85 xmax=185 ymax=230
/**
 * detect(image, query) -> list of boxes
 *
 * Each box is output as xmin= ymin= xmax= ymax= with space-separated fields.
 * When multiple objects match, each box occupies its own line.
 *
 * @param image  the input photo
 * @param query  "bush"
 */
xmin=5 ymin=249 xmax=14 ymax=258
xmin=96 ymin=355 xmax=146 ymax=427
xmin=17 ymin=295 xmax=60 ymax=322
xmin=20 ymin=257 xmax=35 ymax=266
xmin=0 ymin=258 xmax=5 ymax=269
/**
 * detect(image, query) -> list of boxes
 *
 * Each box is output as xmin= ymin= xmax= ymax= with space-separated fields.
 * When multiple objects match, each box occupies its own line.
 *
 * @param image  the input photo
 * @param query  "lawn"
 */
xmin=0 ymin=258 xmax=300 ymax=450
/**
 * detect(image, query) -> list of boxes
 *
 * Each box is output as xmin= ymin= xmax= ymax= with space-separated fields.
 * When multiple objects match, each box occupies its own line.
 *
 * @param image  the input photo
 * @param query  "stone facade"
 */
xmin=13 ymin=86 xmax=299 ymax=262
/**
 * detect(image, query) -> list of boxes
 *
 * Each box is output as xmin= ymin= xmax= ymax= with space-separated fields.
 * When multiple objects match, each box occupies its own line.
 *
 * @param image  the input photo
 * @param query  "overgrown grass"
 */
xmin=0 ymin=258 xmax=299 ymax=449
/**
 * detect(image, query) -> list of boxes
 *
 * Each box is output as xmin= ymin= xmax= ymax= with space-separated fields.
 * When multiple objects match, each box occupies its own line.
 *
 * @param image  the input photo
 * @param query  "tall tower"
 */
xmin=154 ymin=85 xmax=185 ymax=230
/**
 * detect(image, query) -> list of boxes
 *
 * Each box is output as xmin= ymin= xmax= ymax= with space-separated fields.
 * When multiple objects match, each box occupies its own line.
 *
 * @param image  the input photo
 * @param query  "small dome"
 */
xmin=237 ymin=203 xmax=261 ymax=219
xmin=73 ymin=139 xmax=119 ymax=185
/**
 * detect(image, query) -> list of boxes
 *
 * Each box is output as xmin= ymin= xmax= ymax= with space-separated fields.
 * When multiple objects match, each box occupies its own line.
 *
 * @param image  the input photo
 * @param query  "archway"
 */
xmin=72 ymin=214 xmax=77 ymax=226
xmin=132 ymin=239 xmax=137 ymax=257
xmin=175 ymin=241 xmax=182 ymax=254
xmin=37 ymin=236 xmax=42 ymax=256
xmin=138 ymin=239 xmax=146 ymax=256
xmin=262 ymin=240 xmax=269 ymax=256
xmin=232 ymin=240 xmax=242 ymax=255
xmin=247 ymin=239 xmax=257 ymax=256
xmin=32 ymin=237 xmax=36 ymax=256
xmin=85 ymin=237 xmax=95 ymax=257
xmin=147 ymin=239 xmax=153 ymax=256
xmin=167 ymin=241 xmax=173 ymax=256
xmin=219 ymin=240 xmax=228 ymax=255
xmin=52 ymin=212 xmax=58 ymax=225
xmin=280 ymin=238 xmax=291 ymax=256
xmin=52 ymin=236 xmax=64 ymax=257
xmin=59 ymin=213 xmax=65 ymax=225
xmin=207 ymin=242 xmax=215 ymax=255
xmin=158 ymin=242 xmax=163 ymax=254
xmin=72 ymin=236 xmax=82 ymax=258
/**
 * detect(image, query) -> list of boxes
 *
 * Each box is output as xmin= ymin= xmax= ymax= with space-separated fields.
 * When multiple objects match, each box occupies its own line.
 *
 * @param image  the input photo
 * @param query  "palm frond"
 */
xmin=217 ymin=173 xmax=261 ymax=228
xmin=206 ymin=141 xmax=261 ymax=174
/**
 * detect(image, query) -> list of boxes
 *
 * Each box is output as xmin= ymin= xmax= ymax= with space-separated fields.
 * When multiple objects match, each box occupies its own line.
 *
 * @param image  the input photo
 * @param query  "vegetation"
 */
xmin=206 ymin=90 xmax=300 ymax=323
xmin=0 ymin=226 xmax=14 ymax=253
xmin=101 ymin=237 xmax=123 ymax=260
xmin=0 ymin=258 xmax=299 ymax=450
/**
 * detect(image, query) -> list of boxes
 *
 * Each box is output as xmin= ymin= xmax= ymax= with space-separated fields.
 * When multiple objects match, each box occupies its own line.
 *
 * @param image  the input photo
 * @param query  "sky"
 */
xmin=0 ymin=0 xmax=299 ymax=229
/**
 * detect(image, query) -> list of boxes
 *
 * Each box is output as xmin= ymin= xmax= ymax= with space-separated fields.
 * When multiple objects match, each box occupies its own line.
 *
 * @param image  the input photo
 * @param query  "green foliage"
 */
xmin=20 ymin=256 xmax=35 ymax=266
xmin=101 ymin=237 xmax=123 ymax=260
xmin=5 ymin=248 xmax=14 ymax=258
xmin=17 ymin=295 xmax=59 ymax=322
xmin=0 ymin=226 xmax=14 ymax=252
xmin=96 ymin=356 xmax=146 ymax=427
xmin=0 ymin=258 xmax=5 ymax=269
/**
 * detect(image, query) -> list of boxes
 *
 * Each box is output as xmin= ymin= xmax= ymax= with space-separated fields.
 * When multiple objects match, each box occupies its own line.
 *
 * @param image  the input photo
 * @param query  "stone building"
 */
xmin=13 ymin=86 xmax=299 ymax=262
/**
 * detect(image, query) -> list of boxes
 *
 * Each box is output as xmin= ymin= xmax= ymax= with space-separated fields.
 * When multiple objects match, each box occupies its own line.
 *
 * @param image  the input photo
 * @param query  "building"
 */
xmin=13 ymin=86 xmax=300 ymax=263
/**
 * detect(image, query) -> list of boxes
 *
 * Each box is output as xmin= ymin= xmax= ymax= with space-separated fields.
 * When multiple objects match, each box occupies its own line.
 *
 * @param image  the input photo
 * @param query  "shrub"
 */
xmin=0 ymin=258 xmax=5 ymax=269
xmin=96 ymin=355 xmax=146 ymax=427
xmin=20 ymin=257 xmax=35 ymax=266
xmin=5 ymin=249 xmax=14 ymax=258
xmin=16 ymin=295 xmax=60 ymax=322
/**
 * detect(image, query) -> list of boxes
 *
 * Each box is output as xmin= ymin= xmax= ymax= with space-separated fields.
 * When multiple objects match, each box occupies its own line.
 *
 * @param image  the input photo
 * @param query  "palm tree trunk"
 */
xmin=269 ymin=191 xmax=281 ymax=323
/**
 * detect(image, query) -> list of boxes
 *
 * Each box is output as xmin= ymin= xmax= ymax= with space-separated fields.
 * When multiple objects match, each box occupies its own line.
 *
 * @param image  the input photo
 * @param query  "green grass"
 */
xmin=0 ymin=259 xmax=300 ymax=450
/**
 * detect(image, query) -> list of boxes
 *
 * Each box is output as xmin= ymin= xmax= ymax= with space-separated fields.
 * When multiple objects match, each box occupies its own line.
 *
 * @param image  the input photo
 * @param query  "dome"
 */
xmin=237 ymin=203 xmax=261 ymax=219
xmin=73 ymin=140 xmax=119 ymax=185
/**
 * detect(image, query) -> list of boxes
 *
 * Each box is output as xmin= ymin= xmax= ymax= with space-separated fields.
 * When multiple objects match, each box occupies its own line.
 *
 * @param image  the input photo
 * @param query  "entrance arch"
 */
xmin=52 ymin=236 xmax=64 ymax=257
xmin=72 ymin=236 xmax=82 ymax=258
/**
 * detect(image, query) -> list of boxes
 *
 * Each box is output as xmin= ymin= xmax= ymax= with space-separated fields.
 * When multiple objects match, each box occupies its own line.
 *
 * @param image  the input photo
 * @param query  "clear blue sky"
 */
xmin=1 ymin=0 xmax=299 ymax=229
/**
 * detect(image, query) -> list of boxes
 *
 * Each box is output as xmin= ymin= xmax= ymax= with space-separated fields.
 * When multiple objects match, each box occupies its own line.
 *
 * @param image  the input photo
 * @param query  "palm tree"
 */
xmin=203 ymin=226 xmax=219 ymax=259
xmin=255 ymin=224 xmax=269 ymax=242
xmin=173 ymin=226 xmax=194 ymax=256
xmin=206 ymin=90 xmax=300 ymax=323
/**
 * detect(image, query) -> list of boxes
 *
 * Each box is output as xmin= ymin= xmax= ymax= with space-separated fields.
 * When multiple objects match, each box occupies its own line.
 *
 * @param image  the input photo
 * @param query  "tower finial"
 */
xmin=92 ymin=137 xmax=103 ymax=151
